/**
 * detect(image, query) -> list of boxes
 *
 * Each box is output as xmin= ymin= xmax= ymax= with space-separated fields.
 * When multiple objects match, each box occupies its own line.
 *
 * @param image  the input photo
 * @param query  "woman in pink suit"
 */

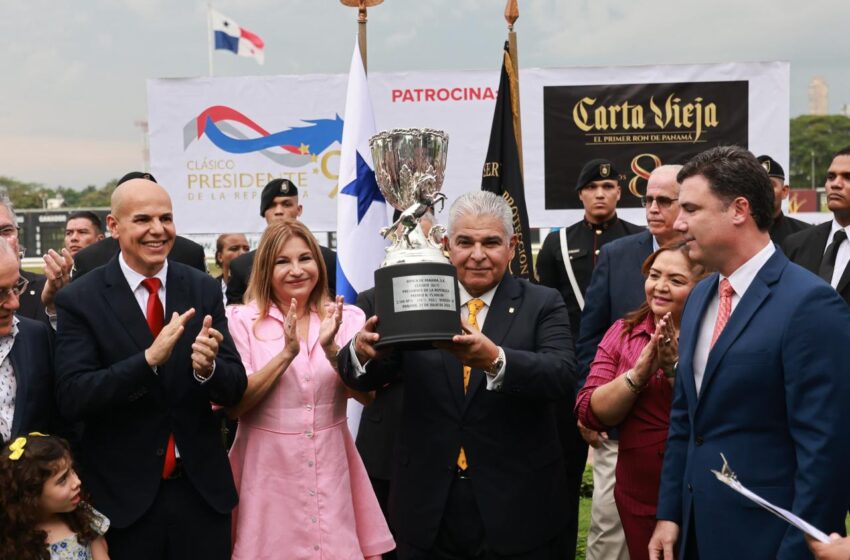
xmin=226 ymin=220 xmax=394 ymax=559
xmin=575 ymin=244 xmax=705 ymax=560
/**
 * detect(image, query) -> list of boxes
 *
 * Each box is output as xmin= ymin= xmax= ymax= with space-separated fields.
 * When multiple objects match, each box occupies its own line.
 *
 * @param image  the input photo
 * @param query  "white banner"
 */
xmin=147 ymin=61 xmax=789 ymax=234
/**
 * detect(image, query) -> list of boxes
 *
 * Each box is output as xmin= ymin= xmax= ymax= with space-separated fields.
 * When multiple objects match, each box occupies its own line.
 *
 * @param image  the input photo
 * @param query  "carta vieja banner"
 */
xmin=543 ymin=80 xmax=749 ymax=210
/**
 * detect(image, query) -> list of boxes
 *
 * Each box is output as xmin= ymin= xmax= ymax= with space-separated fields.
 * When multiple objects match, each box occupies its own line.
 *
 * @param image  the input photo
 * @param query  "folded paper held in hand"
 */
xmin=711 ymin=453 xmax=830 ymax=544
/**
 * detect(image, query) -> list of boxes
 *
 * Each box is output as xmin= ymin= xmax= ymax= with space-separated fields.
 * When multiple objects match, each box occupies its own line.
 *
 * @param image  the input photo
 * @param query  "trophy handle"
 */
xmin=429 ymin=224 xmax=447 ymax=245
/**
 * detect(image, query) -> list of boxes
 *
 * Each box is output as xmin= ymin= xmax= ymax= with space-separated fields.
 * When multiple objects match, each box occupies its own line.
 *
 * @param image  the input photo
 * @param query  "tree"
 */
xmin=0 ymin=176 xmax=115 ymax=209
xmin=789 ymin=115 xmax=850 ymax=189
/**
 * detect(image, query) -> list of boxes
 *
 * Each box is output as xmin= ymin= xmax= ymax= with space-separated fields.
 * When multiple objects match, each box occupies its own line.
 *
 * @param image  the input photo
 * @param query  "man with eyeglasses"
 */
xmin=0 ymin=237 xmax=56 ymax=446
xmin=573 ymin=163 xmax=683 ymax=560
xmin=0 ymin=196 xmax=51 ymax=324
xmin=536 ymin=158 xmax=643 ymax=560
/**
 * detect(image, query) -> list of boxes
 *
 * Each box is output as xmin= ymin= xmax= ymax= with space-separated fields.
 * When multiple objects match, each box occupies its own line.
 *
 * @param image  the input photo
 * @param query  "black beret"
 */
xmin=260 ymin=179 xmax=299 ymax=217
xmin=757 ymin=155 xmax=785 ymax=180
xmin=575 ymin=158 xmax=620 ymax=192
xmin=117 ymin=171 xmax=157 ymax=185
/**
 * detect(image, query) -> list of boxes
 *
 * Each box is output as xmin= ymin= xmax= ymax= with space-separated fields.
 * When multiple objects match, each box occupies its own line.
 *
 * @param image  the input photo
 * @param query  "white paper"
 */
xmin=711 ymin=469 xmax=830 ymax=543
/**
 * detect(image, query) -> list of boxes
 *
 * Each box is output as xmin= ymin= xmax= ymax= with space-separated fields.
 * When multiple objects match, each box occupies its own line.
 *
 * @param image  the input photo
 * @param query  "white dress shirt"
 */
xmin=0 ymin=317 xmax=20 ymax=442
xmin=118 ymin=253 xmax=168 ymax=316
xmin=824 ymin=220 xmax=850 ymax=289
xmin=693 ymin=241 xmax=775 ymax=395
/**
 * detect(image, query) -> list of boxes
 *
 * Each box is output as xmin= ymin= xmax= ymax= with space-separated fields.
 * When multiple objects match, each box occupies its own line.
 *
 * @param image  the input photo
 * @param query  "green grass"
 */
xmin=577 ymin=496 xmax=591 ymax=560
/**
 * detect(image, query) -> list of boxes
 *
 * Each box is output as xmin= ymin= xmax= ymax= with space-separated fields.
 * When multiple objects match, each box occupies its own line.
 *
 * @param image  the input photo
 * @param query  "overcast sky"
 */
xmin=1 ymin=0 xmax=848 ymax=189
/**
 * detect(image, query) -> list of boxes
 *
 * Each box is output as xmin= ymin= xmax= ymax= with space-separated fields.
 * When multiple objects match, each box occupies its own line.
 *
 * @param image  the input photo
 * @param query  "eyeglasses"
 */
xmin=0 ymin=225 xmax=18 ymax=239
xmin=0 ymin=277 xmax=29 ymax=304
xmin=641 ymin=196 xmax=679 ymax=209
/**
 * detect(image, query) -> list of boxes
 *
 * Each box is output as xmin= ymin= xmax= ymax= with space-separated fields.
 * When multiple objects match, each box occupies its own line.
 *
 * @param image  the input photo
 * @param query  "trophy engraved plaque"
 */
xmin=369 ymin=128 xmax=461 ymax=348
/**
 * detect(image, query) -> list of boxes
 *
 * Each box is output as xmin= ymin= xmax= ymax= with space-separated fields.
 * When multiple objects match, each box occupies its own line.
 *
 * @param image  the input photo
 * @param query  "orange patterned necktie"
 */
xmin=457 ymin=298 xmax=485 ymax=470
xmin=710 ymin=279 xmax=734 ymax=348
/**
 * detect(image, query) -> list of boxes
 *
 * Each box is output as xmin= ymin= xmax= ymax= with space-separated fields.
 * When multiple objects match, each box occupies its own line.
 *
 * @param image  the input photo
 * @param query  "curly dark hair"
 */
xmin=0 ymin=435 xmax=101 ymax=560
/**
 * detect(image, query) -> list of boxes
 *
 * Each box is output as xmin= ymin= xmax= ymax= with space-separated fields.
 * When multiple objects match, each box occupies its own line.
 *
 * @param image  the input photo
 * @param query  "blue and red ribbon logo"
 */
xmin=183 ymin=106 xmax=344 ymax=166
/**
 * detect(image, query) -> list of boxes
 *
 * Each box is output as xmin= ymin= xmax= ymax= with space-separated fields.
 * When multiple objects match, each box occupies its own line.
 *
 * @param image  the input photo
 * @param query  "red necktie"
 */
xmin=141 ymin=278 xmax=176 ymax=479
xmin=710 ymin=278 xmax=734 ymax=348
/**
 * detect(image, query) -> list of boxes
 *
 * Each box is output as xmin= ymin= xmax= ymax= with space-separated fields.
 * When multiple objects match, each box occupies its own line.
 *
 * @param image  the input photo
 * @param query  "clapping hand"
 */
xmin=655 ymin=313 xmax=678 ymax=370
xmin=191 ymin=314 xmax=224 ymax=378
xmin=145 ymin=309 xmax=196 ymax=367
xmin=283 ymin=298 xmax=300 ymax=357
xmin=41 ymin=248 xmax=74 ymax=311
xmin=319 ymin=295 xmax=344 ymax=352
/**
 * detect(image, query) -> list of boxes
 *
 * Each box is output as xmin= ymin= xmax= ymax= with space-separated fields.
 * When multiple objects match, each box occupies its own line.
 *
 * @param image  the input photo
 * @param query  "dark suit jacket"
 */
xmin=17 ymin=270 xmax=48 ymax=323
xmin=769 ymin=212 xmax=812 ymax=246
xmin=576 ymin=230 xmax=655 ymax=381
xmin=339 ymin=275 xmax=575 ymax=555
xmin=226 ymin=245 xmax=336 ymax=304
xmin=54 ymin=258 xmax=247 ymax=528
xmin=656 ymin=251 xmax=850 ymax=559
xmin=5 ymin=316 xmax=55 ymax=443
xmin=537 ymin=218 xmax=644 ymax=343
xmin=353 ymin=287 xmax=403 ymax=482
xmin=71 ymin=236 xmax=207 ymax=280
xmin=782 ymin=220 xmax=850 ymax=305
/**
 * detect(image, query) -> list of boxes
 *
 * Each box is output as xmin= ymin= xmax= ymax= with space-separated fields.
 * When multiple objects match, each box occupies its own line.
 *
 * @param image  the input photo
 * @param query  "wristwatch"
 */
xmin=484 ymin=346 xmax=505 ymax=376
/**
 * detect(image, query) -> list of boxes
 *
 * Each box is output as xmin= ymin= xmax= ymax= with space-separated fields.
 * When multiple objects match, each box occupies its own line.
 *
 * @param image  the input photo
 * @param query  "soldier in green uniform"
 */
xmin=536 ymin=158 xmax=643 ymax=560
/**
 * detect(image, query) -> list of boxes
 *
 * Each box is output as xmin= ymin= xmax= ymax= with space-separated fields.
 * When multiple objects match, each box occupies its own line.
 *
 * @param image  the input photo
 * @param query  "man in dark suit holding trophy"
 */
xmin=338 ymin=189 xmax=576 ymax=558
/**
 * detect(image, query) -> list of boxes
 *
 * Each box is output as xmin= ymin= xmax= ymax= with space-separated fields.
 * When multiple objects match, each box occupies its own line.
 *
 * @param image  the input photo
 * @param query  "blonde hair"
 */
xmin=245 ymin=219 xmax=329 ymax=330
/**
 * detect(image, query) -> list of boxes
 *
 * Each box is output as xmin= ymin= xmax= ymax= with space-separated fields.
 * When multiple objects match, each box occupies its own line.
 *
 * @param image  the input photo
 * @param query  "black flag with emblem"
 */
xmin=481 ymin=41 xmax=533 ymax=280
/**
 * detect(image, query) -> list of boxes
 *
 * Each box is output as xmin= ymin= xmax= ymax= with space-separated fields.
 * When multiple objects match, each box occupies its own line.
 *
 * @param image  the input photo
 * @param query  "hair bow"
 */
xmin=7 ymin=432 xmax=47 ymax=461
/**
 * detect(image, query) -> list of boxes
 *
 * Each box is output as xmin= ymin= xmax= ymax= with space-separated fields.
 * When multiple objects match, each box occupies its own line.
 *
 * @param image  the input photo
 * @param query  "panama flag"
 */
xmin=336 ymin=37 xmax=388 ymax=437
xmin=336 ymin=38 xmax=387 ymax=305
xmin=211 ymin=9 xmax=265 ymax=65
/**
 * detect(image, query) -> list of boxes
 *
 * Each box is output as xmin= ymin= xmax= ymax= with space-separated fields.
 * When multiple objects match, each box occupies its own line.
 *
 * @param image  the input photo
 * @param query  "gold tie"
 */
xmin=457 ymin=298 xmax=485 ymax=470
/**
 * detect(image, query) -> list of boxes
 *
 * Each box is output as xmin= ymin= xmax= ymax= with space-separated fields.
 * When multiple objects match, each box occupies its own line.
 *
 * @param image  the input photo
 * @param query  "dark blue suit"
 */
xmin=656 ymin=250 xmax=850 ymax=559
xmin=54 ymin=258 xmax=247 ymax=530
xmin=576 ymin=230 xmax=654 ymax=379
xmin=6 ymin=316 xmax=55 ymax=442
xmin=338 ymin=275 xmax=575 ymax=556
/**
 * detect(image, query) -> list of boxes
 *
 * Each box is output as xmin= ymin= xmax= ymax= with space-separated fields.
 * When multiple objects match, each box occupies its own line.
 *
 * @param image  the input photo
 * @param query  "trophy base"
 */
xmin=374 ymin=261 xmax=461 ymax=350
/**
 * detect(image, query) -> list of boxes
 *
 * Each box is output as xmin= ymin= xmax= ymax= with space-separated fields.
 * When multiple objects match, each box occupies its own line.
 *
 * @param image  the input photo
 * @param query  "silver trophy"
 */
xmin=370 ymin=128 xmax=450 ymax=265
xmin=368 ymin=128 xmax=460 ymax=348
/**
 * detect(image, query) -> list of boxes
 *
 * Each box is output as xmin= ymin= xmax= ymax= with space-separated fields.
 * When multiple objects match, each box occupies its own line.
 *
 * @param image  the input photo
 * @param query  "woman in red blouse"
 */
xmin=575 ymin=243 xmax=706 ymax=560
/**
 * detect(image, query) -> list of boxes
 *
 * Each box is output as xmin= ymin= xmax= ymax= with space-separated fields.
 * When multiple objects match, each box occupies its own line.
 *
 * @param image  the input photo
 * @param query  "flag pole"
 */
xmin=207 ymin=0 xmax=214 ymax=76
xmin=504 ymin=0 xmax=523 ymax=176
xmin=341 ymin=0 xmax=383 ymax=75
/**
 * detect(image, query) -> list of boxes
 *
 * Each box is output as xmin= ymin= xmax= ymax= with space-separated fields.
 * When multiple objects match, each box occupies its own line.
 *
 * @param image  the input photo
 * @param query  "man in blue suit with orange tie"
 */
xmin=648 ymin=146 xmax=850 ymax=559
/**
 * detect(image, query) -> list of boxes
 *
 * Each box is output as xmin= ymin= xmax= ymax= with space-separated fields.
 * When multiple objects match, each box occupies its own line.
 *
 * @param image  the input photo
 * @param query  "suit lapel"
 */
xmin=801 ymin=223 xmax=831 ymax=273
xmin=165 ymin=263 xmax=192 ymax=318
xmin=698 ymin=252 xmax=784 ymax=404
xmin=9 ymin=332 xmax=27 ymax=437
xmin=442 ymin=351 xmax=466 ymax=413
xmin=103 ymin=257 xmax=154 ymax=351
xmin=638 ymin=230 xmax=653 ymax=256
xmin=462 ymin=276 xmax=521 ymax=412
